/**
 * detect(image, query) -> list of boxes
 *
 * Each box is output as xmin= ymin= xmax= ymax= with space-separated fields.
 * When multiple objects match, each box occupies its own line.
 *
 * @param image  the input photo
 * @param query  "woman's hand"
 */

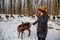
xmin=29 ymin=23 xmax=32 ymax=26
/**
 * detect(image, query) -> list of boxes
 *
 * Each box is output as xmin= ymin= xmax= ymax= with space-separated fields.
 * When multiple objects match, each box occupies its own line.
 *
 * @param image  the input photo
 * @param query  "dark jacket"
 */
xmin=33 ymin=14 xmax=48 ymax=38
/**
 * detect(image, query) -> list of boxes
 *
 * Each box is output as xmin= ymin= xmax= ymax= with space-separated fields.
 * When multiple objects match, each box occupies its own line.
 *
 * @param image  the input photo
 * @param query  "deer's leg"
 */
xmin=28 ymin=29 xmax=31 ymax=37
xmin=18 ymin=32 xmax=20 ymax=38
xmin=21 ymin=31 xmax=23 ymax=39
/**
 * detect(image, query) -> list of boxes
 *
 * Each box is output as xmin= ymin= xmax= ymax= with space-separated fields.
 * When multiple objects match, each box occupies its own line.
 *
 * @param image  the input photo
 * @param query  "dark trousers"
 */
xmin=38 ymin=36 xmax=45 ymax=40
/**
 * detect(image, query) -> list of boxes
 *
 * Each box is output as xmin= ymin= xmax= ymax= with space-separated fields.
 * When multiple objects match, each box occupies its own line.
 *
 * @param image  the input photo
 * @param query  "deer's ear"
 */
xmin=22 ymin=22 xmax=24 ymax=23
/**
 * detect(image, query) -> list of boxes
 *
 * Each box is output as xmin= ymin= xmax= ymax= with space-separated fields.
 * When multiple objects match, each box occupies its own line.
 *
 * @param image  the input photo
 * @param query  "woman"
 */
xmin=32 ymin=6 xmax=48 ymax=40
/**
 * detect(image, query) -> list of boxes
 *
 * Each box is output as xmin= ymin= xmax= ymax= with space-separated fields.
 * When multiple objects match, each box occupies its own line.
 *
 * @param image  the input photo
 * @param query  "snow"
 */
xmin=0 ymin=14 xmax=60 ymax=40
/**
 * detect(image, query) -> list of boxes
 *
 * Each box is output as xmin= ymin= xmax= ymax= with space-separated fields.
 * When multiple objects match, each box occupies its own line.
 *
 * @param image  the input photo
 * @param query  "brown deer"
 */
xmin=17 ymin=22 xmax=31 ymax=39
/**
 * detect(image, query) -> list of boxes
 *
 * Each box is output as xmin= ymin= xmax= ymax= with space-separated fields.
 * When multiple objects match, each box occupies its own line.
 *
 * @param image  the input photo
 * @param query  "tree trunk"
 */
xmin=12 ymin=0 xmax=16 ymax=14
xmin=41 ymin=0 xmax=43 ymax=5
xmin=23 ymin=0 xmax=25 ymax=14
xmin=52 ymin=0 xmax=57 ymax=16
xmin=4 ymin=0 xmax=7 ymax=14
xmin=1 ymin=0 xmax=4 ymax=14
xmin=0 ymin=0 xmax=1 ymax=14
xmin=47 ymin=0 xmax=51 ymax=15
xmin=57 ymin=0 xmax=60 ymax=15
xmin=8 ymin=0 xmax=12 ymax=16
xmin=34 ymin=0 xmax=39 ymax=14
xmin=27 ymin=0 xmax=31 ymax=16
xmin=30 ymin=0 xmax=34 ymax=15
xmin=17 ymin=0 xmax=22 ymax=16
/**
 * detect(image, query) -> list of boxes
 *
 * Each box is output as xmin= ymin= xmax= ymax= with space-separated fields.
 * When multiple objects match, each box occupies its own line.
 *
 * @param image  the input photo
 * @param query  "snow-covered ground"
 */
xmin=0 ymin=14 xmax=60 ymax=40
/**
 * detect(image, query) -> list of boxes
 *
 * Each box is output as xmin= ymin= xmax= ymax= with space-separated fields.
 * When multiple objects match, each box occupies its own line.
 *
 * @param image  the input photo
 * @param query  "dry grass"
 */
xmin=56 ymin=29 xmax=60 ymax=30
xmin=48 ymin=26 xmax=54 ymax=29
xmin=48 ymin=26 xmax=60 ymax=30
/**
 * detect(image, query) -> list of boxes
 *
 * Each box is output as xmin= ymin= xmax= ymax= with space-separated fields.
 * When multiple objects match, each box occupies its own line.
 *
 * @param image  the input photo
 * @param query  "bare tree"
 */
xmin=4 ymin=0 xmax=7 ymax=14
xmin=47 ymin=0 xmax=51 ymax=15
xmin=12 ymin=0 xmax=16 ymax=14
xmin=30 ymin=0 xmax=34 ymax=15
xmin=1 ymin=0 xmax=4 ymax=14
xmin=27 ymin=0 xmax=31 ymax=16
xmin=34 ymin=0 xmax=39 ymax=14
xmin=41 ymin=0 xmax=44 ymax=6
xmin=52 ymin=0 xmax=57 ymax=16
xmin=0 ymin=0 xmax=1 ymax=14
xmin=23 ymin=0 xmax=25 ymax=14
xmin=23 ymin=0 xmax=28 ymax=15
xmin=57 ymin=0 xmax=60 ymax=15
xmin=17 ymin=0 xmax=22 ymax=16
xmin=8 ymin=0 xmax=12 ymax=16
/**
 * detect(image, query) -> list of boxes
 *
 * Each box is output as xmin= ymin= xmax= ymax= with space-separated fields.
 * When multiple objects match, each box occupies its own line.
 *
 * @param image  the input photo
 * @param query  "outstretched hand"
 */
xmin=29 ymin=23 xmax=32 ymax=26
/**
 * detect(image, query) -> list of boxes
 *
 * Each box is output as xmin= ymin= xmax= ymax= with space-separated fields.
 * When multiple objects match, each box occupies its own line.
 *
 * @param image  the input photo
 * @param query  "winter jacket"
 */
xmin=33 ymin=14 xmax=48 ymax=38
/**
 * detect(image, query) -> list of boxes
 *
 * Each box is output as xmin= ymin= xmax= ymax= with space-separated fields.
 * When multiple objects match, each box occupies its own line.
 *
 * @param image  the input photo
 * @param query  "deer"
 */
xmin=17 ymin=22 xmax=31 ymax=39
